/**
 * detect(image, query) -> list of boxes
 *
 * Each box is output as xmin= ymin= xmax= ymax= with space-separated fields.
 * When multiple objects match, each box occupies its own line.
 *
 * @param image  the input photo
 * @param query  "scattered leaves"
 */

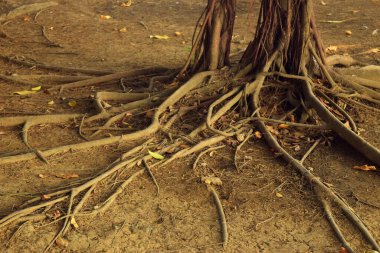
xmin=149 ymin=35 xmax=169 ymax=40
xmin=148 ymin=150 xmax=164 ymax=160
xmin=352 ymin=165 xmax=377 ymax=171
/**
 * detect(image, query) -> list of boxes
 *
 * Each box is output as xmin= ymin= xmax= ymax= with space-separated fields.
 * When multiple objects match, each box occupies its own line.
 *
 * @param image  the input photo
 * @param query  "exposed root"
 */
xmin=207 ymin=185 xmax=228 ymax=248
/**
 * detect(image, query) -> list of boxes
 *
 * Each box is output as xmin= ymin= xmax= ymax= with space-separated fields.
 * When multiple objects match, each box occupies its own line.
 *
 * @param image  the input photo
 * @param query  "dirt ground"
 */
xmin=0 ymin=0 xmax=379 ymax=252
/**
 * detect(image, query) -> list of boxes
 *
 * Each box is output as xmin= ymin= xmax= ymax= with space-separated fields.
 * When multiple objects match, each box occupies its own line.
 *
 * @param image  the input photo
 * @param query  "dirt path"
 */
xmin=0 ymin=0 xmax=379 ymax=252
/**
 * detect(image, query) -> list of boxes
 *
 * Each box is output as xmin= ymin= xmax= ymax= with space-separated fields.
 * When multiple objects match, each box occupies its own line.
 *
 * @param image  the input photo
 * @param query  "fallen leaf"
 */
xmin=38 ymin=174 xmax=47 ymax=179
xmin=99 ymin=15 xmax=112 ymax=21
xmin=13 ymin=90 xmax=37 ymax=95
xmin=119 ymin=27 xmax=128 ymax=33
xmin=278 ymin=123 xmax=289 ymax=129
xmin=120 ymin=0 xmax=132 ymax=7
xmin=70 ymin=217 xmax=79 ymax=228
xmin=320 ymin=1 xmax=327 ymax=5
xmin=353 ymin=165 xmax=377 ymax=171
xmin=56 ymin=173 xmax=80 ymax=179
xmin=174 ymin=31 xmax=182 ymax=36
xmin=339 ymin=247 xmax=349 ymax=253
xmin=41 ymin=194 xmax=51 ymax=200
xmin=326 ymin=45 xmax=338 ymax=53
xmin=23 ymin=15 xmax=31 ymax=22
xmin=275 ymin=192 xmax=283 ymax=198
xmin=55 ymin=237 xmax=69 ymax=248
xmin=372 ymin=29 xmax=378 ymax=36
xmin=202 ymin=176 xmax=222 ymax=186
xmin=254 ymin=131 xmax=262 ymax=139
xmin=148 ymin=150 xmax=164 ymax=160
xmin=31 ymin=85 xmax=42 ymax=91
xmin=150 ymin=35 xmax=169 ymax=40
xmin=68 ymin=101 xmax=77 ymax=107
xmin=345 ymin=30 xmax=352 ymax=36
xmin=47 ymin=100 xmax=55 ymax=105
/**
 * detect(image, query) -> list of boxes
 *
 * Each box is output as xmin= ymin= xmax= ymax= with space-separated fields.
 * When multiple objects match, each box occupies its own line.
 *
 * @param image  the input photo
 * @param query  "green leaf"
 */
xmin=148 ymin=150 xmax=164 ymax=160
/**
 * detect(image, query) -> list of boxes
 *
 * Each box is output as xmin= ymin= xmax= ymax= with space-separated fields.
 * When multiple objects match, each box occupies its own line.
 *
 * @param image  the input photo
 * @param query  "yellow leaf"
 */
xmin=174 ymin=31 xmax=182 ymax=36
xmin=68 ymin=101 xmax=77 ymax=107
xmin=14 ymin=90 xmax=37 ymax=95
xmin=254 ymin=131 xmax=262 ymax=139
xmin=31 ymin=86 xmax=42 ymax=91
xmin=99 ymin=15 xmax=112 ymax=20
xmin=275 ymin=192 xmax=283 ymax=198
xmin=148 ymin=150 xmax=164 ymax=160
xmin=48 ymin=100 xmax=55 ymax=105
xmin=353 ymin=165 xmax=377 ymax=171
xmin=119 ymin=27 xmax=128 ymax=33
xmin=149 ymin=35 xmax=169 ymax=40
xmin=278 ymin=123 xmax=289 ymax=129
xmin=70 ymin=217 xmax=79 ymax=228
xmin=120 ymin=0 xmax=132 ymax=7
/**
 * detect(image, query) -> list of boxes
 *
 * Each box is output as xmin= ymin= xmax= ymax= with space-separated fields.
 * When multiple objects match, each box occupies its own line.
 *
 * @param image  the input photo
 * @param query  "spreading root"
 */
xmin=1 ymin=1 xmax=380 ymax=252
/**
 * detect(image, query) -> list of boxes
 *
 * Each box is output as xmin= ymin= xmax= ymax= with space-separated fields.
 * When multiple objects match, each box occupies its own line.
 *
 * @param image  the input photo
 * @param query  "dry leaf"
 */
xmin=31 ymin=85 xmax=41 ymax=91
xmin=120 ymin=0 xmax=132 ymax=7
xmin=56 ymin=173 xmax=80 ymax=179
xmin=275 ymin=192 xmax=283 ymax=198
xmin=38 ymin=174 xmax=47 ymax=179
xmin=99 ymin=15 xmax=112 ymax=20
xmin=148 ymin=150 xmax=164 ymax=160
xmin=339 ymin=247 xmax=349 ymax=253
xmin=41 ymin=194 xmax=51 ymax=200
xmin=70 ymin=217 xmax=79 ymax=228
xmin=320 ymin=1 xmax=327 ymax=5
xmin=47 ymin=100 xmax=55 ymax=105
xmin=254 ymin=131 xmax=262 ymax=139
xmin=174 ymin=31 xmax=182 ymax=36
xmin=68 ymin=101 xmax=77 ymax=107
xmin=326 ymin=45 xmax=338 ymax=53
xmin=352 ymin=165 xmax=377 ymax=171
xmin=202 ymin=176 xmax=222 ymax=186
xmin=119 ymin=27 xmax=128 ymax=33
xmin=345 ymin=30 xmax=352 ymax=36
xmin=55 ymin=237 xmax=69 ymax=248
xmin=150 ymin=35 xmax=169 ymax=40
xmin=14 ymin=90 xmax=37 ymax=95
xmin=278 ymin=123 xmax=289 ymax=129
xmin=23 ymin=15 xmax=30 ymax=22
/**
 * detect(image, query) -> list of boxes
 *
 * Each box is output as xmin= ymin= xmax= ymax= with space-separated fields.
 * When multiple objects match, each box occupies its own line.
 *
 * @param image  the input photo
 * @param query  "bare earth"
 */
xmin=0 ymin=0 xmax=379 ymax=252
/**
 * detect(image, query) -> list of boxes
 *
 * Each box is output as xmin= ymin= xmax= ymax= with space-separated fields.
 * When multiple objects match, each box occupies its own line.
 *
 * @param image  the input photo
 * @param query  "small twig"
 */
xmin=207 ymin=185 xmax=228 ymax=248
xmin=300 ymin=138 xmax=322 ymax=164
xmin=143 ymin=159 xmax=160 ymax=196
